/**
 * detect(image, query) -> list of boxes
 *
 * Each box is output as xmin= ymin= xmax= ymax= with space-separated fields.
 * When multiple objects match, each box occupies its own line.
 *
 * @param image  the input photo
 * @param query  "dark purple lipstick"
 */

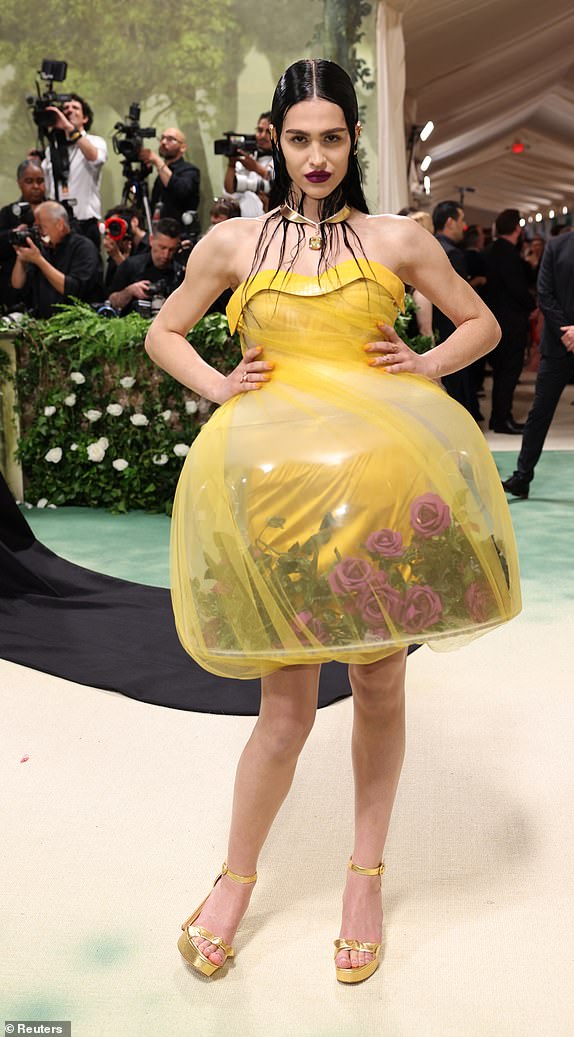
xmin=304 ymin=171 xmax=331 ymax=183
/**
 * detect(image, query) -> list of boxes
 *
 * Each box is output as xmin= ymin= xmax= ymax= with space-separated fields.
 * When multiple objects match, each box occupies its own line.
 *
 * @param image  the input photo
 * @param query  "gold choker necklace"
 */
xmin=279 ymin=202 xmax=352 ymax=250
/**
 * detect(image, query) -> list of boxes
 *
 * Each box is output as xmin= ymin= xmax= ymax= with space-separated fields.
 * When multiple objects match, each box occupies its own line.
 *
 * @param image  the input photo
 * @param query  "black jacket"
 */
xmin=432 ymin=233 xmax=467 ymax=343
xmin=484 ymin=238 xmax=534 ymax=334
xmin=537 ymin=232 xmax=574 ymax=358
xmin=22 ymin=232 xmax=101 ymax=318
xmin=150 ymin=157 xmax=200 ymax=224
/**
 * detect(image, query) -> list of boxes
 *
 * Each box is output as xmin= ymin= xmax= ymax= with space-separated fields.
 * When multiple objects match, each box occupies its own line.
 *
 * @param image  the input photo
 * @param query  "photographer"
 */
xmin=0 ymin=159 xmax=46 ymax=310
xmin=139 ymin=128 xmax=200 ymax=227
xmin=108 ymin=216 xmax=182 ymax=316
xmin=101 ymin=206 xmax=150 ymax=294
xmin=10 ymin=201 xmax=101 ymax=317
xmin=42 ymin=94 xmax=107 ymax=250
xmin=222 ymin=112 xmax=273 ymax=217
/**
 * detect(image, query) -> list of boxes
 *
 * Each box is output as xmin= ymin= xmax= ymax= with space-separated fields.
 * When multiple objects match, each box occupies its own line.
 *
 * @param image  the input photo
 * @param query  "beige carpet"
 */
xmin=2 ymin=602 xmax=573 ymax=1037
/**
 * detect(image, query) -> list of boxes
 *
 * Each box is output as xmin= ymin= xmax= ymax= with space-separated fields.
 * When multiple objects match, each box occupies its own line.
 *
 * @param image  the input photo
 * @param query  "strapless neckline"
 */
xmin=227 ymin=258 xmax=405 ymax=334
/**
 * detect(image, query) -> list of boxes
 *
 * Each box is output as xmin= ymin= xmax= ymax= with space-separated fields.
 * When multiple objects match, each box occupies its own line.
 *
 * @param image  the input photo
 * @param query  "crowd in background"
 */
xmin=0 ymin=91 xmax=272 ymax=321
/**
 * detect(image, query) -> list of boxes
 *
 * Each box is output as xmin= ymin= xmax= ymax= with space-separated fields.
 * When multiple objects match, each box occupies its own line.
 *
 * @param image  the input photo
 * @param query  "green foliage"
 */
xmin=394 ymin=294 xmax=435 ymax=355
xmin=6 ymin=303 xmax=238 ymax=513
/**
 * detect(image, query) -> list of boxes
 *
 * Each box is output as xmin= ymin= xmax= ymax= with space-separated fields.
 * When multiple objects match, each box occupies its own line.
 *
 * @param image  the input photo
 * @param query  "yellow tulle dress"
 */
xmin=171 ymin=258 xmax=521 ymax=679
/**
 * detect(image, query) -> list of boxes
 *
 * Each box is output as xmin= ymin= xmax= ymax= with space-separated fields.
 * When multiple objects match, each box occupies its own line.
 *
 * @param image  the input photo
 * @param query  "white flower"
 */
xmin=87 ymin=442 xmax=106 ymax=462
xmin=197 ymin=397 xmax=212 ymax=415
xmin=161 ymin=410 xmax=172 ymax=422
xmin=24 ymin=502 xmax=33 ymax=509
xmin=47 ymin=503 xmax=57 ymax=509
xmin=45 ymin=447 xmax=63 ymax=463
xmin=70 ymin=371 xmax=86 ymax=385
xmin=44 ymin=405 xmax=56 ymax=416
xmin=64 ymin=394 xmax=76 ymax=407
xmin=97 ymin=437 xmax=109 ymax=450
xmin=152 ymin=453 xmax=169 ymax=466
xmin=173 ymin=443 xmax=190 ymax=457
xmin=84 ymin=409 xmax=102 ymax=423
xmin=112 ymin=458 xmax=129 ymax=471
xmin=185 ymin=399 xmax=198 ymax=415
xmin=120 ymin=376 xmax=136 ymax=389
xmin=70 ymin=442 xmax=78 ymax=451
xmin=37 ymin=498 xmax=48 ymax=508
xmin=130 ymin=413 xmax=149 ymax=427
xmin=106 ymin=403 xmax=123 ymax=417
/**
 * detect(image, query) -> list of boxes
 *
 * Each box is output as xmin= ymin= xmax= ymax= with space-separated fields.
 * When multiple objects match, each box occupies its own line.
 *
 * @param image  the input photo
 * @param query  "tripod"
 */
xmin=119 ymin=159 xmax=154 ymax=236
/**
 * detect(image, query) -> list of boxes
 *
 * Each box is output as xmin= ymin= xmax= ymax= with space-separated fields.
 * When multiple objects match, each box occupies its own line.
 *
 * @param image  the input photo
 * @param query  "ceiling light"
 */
xmin=420 ymin=155 xmax=432 ymax=172
xmin=563 ymin=206 xmax=569 ymax=215
xmin=519 ymin=218 xmax=526 ymax=227
xmin=527 ymin=216 xmax=534 ymax=223
xmin=420 ymin=121 xmax=434 ymax=142
xmin=535 ymin=212 xmax=543 ymax=222
xmin=423 ymin=175 xmax=431 ymax=195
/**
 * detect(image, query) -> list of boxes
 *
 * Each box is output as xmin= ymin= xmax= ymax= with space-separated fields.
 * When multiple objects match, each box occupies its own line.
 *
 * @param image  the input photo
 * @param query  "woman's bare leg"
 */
xmin=336 ymin=649 xmax=407 ymax=971
xmin=191 ymin=663 xmax=320 ymax=965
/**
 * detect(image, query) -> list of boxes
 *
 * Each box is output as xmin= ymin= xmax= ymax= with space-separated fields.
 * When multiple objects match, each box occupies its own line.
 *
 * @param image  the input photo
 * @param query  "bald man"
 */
xmin=140 ymin=127 xmax=200 ymax=229
xmin=11 ymin=201 xmax=101 ymax=317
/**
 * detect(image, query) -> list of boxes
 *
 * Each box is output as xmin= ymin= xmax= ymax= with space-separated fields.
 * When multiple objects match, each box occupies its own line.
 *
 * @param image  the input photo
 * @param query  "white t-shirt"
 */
xmin=43 ymin=133 xmax=107 ymax=220
xmin=222 ymin=153 xmax=273 ymax=219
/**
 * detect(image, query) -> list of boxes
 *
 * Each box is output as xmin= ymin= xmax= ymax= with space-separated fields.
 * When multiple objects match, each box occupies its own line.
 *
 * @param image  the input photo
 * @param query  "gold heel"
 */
xmin=178 ymin=861 xmax=257 ymax=978
xmin=334 ymin=857 xmax=385 ymax=984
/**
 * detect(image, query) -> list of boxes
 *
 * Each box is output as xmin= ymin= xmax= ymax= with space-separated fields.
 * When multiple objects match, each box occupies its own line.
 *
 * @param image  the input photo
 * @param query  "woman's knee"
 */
xmin=258 ymin=665 xmax=319 ymax=757
xmin=349 ymin=650 xmax=407 ymax=715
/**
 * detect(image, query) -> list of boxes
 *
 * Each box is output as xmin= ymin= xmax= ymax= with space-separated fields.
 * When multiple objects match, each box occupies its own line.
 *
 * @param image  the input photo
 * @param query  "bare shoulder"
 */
xmin=355 ymin=212 xmax=440 ymax=277
xmin=185 ymin=217 xmax=263 ymax=287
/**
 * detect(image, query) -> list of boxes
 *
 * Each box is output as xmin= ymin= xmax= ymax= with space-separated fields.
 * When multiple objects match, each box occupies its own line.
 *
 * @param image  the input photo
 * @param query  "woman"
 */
xmin=146 ymin=59 xmax=520 ymax=984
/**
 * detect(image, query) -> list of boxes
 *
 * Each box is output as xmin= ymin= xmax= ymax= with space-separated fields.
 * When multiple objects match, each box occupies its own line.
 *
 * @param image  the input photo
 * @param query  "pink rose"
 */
xmin=328 ymin=557 xmax=375 ymax=596
xmin=292 ymin=612 xmax=329 ymax=644
xmin=357 ymin=574 xmax=402 ymax=629
xmin=365 ymin=529 xmax=403 ymax=558
xmin=465 ymin=582 xmax=494 ymax=623
xmin=401 ymin=584 xmax=443 ymax=633
xmin=410 ymin=493 xmax=451 ymax=538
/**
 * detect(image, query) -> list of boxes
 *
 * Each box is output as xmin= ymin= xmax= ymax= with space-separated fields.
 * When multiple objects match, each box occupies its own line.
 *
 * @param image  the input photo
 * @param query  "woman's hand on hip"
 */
xmin=365 ymin=324 xmax=427 ymax=375
xmin=223 ymin=346 xmax=274 ymax=400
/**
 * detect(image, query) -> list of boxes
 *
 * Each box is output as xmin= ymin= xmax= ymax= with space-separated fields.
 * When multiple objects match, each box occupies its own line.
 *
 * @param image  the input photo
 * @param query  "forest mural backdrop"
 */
xmin=0 ymin=0 xmax=378 ymax=229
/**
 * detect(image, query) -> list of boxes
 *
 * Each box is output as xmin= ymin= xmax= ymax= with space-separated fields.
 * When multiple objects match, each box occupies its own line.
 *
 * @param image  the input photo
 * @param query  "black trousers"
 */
xmin=516 ymin=353 xmax=574 ymax=482
xmin=490 ymin=328 xmax=527 ymax=425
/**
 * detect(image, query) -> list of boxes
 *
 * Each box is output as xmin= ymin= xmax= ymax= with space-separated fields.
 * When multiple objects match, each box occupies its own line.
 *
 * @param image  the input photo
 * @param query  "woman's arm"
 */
xmin=368 ymin=219 xmax=500 ymax=378
xmin=145 ymin=221 xmax=272 ymax=403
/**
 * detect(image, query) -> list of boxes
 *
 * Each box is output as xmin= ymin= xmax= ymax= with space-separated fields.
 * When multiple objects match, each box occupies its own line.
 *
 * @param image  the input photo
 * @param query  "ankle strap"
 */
xmin=348 ymin=857 xmax=385 ymax=876
xmin=222 ymin=861 xmax=258 ymax=884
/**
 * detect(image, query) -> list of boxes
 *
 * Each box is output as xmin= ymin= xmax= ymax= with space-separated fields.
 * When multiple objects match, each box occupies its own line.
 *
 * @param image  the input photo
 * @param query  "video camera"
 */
xmin=113 ymin=103 xmax=156 ymax=166
xmin=214 ymin=132 xmax=257 ymax=160
xmin=26 ymin=59 xmax=72 ymax=131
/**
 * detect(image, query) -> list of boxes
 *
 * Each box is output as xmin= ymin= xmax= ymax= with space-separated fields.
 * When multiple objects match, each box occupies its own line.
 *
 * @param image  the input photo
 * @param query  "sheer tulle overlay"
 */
xmin=171 ymin=259 xmax=521 ymax=678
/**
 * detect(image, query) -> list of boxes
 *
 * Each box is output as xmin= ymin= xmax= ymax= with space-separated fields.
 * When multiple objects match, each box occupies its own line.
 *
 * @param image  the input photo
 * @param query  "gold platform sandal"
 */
xmin=178 ymin=862 xmax=257 ymax=977
xmin=334 ymin=857 xmax=385 ymax=984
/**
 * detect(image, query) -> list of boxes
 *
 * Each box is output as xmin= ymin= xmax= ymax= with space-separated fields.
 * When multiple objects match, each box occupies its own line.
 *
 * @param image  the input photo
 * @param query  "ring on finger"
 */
xmin=240 ymin=371 xmax=248 ymax=383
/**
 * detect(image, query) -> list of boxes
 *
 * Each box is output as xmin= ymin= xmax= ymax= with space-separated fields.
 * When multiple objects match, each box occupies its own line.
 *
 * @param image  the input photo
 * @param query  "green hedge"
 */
xmin=3 ymin=295 xmax=431 ymax=513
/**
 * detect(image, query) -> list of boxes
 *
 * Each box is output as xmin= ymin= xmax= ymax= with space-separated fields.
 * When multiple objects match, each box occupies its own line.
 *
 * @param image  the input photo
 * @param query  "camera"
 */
xmin=214 ymin=132 xmax=257 ymax=159
xmin=10 ymin=201 xmax=35 ymax=226
xmin=9 ymin=225 xmax=43 ymax=248
xmin=113 ymin=103 xmax=156 ymax=165
xmin=234 ymin=171 xmax=271 ymax=195
xmin=26 ymin=59 xmax=72 ymax=130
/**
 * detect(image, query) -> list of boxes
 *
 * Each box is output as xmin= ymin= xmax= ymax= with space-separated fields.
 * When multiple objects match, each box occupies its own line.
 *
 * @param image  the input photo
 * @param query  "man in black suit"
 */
xmin=485 ymin=209 xmax=535 ymax=433
xmin=503 ymin=229 xmax=574 ymax=498
xmin=432 ymin=200 xmax=482 ymax=422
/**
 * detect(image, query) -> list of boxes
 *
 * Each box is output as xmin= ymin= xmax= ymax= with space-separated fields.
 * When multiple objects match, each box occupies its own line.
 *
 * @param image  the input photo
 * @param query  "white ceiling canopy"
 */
xmin=401 ymin=0 xmax=574 ymax=221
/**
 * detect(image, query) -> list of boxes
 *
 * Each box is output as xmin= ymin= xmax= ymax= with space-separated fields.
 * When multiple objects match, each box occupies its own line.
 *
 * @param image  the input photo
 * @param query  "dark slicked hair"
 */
xmin=432 ymin=200 xmax=462 ymax=233
xmin=243 ymin=58 xmax=369 ymax=292
xmin=495 ymin=209 xmax=521 ymax=236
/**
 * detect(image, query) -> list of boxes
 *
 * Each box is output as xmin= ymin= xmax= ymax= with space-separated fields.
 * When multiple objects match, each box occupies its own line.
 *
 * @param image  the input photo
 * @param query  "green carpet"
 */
xmin=23 ymin=452 xmax=574 ymax=611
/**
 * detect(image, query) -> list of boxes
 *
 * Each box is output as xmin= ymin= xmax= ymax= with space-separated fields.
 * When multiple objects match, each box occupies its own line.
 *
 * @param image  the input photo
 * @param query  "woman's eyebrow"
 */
xmin=284 ymin=126 xmax=347 ymax=135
